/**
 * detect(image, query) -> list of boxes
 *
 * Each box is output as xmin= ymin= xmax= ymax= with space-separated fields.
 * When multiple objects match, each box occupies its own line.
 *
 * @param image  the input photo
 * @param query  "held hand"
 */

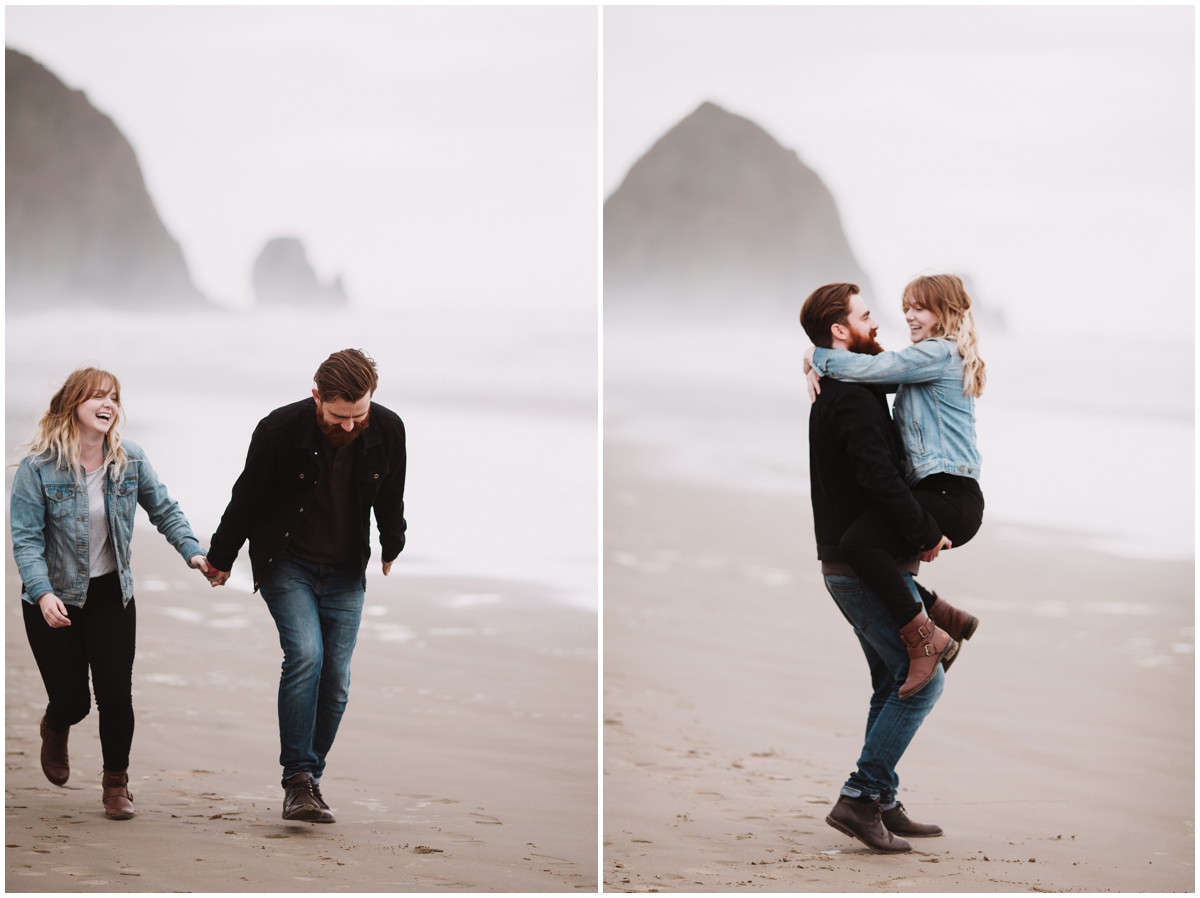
xmin=919 ymin=535 xmax=953 ymax=563
xmin=806 ymin=366 xmax=823 ymax=403
xmin=206 ymin=567 xmax=231 ymax=587
xmin=190 ymin=555 xmax=212 ymax=576
xmin=38 ymin=593 xmax=71 ymax=628
xmin=382 ymin=559 xmax=393 ymax=576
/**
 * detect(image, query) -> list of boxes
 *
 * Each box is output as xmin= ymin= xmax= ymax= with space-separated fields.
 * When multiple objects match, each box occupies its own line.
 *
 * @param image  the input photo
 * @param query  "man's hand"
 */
xmin=920 ymin=535 xmax=953 ymax=563
xmin=38 ymin=593 xmax=71 ymax=628
xmin=205 ymin=566 xmax=231 ymax=587
xmin=381 ymin=559 xmax=393 ymax=576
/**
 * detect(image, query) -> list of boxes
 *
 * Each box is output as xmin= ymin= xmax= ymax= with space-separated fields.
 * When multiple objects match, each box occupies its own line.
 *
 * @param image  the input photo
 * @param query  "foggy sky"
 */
xmin=6 ymin=6 xmax=598 ymax=312
xmin=605 ymin=6 xmax=1194 ymax=340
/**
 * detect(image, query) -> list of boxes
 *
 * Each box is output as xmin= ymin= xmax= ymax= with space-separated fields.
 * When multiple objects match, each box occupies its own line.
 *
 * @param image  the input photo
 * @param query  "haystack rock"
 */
xmin=605 ymin=101 xmax=872 ymax=311
xmin=253 ymin=237 xmax=347 ymax=307
xmin=5 ymin=47 xmax=207 ymax=311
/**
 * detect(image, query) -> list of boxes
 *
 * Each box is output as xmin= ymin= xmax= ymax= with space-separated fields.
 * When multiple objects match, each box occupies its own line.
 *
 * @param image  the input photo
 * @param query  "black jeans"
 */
xmin=840 ymin=473 xmax=985 ymax=628
xmin=23 ymin=572 xmax=136 ymax=771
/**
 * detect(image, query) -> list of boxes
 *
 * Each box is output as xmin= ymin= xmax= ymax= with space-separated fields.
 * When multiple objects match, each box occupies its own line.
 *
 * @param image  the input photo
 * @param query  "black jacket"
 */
xmin=808 ymin=378 xmax=941 ymax=561
xmin=207 ymin=398 xmax=406 ymax=589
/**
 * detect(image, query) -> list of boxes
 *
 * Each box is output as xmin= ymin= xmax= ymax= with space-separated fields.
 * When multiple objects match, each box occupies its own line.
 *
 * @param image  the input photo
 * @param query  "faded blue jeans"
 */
xmin=259 ymin=551 xmax=365 ymax=785
xmin=824 ymin=572 xmax=944 ymax=805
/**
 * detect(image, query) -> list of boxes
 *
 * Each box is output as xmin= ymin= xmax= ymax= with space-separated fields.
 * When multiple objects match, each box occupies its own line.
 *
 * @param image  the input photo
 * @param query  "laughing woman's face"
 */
xmin=75 ymin=382 xmax=119 ymax=438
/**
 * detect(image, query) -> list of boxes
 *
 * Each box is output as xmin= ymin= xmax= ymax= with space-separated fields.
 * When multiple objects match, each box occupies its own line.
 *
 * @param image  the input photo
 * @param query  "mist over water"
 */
xmin=605 ymin=312 xmax=1193 ymax=562
xmin=7 ymin=307 xmax=598 ymax=610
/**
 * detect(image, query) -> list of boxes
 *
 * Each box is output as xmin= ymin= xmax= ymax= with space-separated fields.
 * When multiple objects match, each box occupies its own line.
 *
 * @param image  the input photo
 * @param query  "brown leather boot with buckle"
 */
xmin=102 ymin=769 xmax=135 ymax=819
xmin=282 ymin=772 xmax=334 ymax=822
xmin=39 ymin=716 xmax=70 ymax=786
xmin=927 ymin=592 xmax=979 ymax=673
xmin=825 ymin=796 xmax=912 ymax=852
xmin=898 ymin=611 xmax=957 ymax=699
xmin=881 ymin=801 xmax=943 ymax=837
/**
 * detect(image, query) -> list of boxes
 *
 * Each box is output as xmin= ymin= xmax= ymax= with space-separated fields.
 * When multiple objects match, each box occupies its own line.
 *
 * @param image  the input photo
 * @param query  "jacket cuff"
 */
xmin=23 ymin=577 xmax=53 ymax=602
xmin=175 ymin=540 xmax=204 ymax=565
xmin=810 ymin=347 xmax=830 ymax=374
xmin=206 ymin=549 xmax=234 ymax=573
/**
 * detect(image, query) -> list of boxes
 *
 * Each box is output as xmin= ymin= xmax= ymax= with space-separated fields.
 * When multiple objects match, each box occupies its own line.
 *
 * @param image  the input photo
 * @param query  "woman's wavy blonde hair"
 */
xmin=24 ymin=367 xmax=128 ymax=480
xmin=902 ymin=274 xmax=986 ymax=398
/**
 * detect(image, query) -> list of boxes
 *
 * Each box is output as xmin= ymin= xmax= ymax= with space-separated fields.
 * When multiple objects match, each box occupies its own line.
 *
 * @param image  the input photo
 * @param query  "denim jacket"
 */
xmin=10 ymin=440 xmax=204 ymax=607
xmin=811 ymin=338 xmax=982 ymax=485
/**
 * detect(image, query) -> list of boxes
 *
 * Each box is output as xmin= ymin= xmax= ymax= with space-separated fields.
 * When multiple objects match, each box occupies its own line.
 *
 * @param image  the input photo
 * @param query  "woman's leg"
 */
xmin=22 ymin=598 xmax=92 ymax=731
xmin=80 ymin=574 xmax=137 ymax=773
xmin=839 ymin=508 xmax=927 ymax=627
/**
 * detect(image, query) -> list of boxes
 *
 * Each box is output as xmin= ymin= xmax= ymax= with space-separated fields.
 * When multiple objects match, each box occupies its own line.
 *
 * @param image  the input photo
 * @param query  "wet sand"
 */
xmin=6 ymin=532 xmax=597 ymax=892
xmin=603 ymin=445 xmax=1194 ymax=892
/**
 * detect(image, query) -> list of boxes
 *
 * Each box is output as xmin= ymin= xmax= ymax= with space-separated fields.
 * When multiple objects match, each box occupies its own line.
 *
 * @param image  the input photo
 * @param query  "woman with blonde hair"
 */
xmin=804 ymin=273 xmax=986 ymax=700
xmin=10 ymin=367 xmax=212 ymax=819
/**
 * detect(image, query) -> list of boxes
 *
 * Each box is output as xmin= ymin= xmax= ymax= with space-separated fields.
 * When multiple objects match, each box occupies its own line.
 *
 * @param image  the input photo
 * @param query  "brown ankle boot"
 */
xmin=39 ymin=716 xmax=70 ymax=786
xmin=102 ymin=769 xmax=135 ymax=819
xmin=927 ymin=592 xmax=979 ymax=672
xmin=881 ymin=801 xmax=943 ymax=837
xmin=898 ymin=611 xmax=957 ymax=699
xmin=825 ymin=796 xmax=912 ymax=852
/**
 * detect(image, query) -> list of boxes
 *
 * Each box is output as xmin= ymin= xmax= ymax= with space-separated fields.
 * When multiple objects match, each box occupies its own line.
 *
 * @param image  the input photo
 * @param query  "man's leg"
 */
xmin=823 ymin=572 xmax=943 ymax=849
xmin=259 ymin=554 xmax=325 ymax=783
xmin=827 ymin=572 xmax=943 ymax=804
xmin=309 ymin=563 xmax=365 ymax=783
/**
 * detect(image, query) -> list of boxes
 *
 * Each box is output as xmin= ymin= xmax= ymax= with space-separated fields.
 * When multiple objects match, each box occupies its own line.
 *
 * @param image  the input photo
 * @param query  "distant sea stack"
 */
xmin=253 ymin=237 xmax=347 ymax=307
xmin=5 ymin=47 xmax=207 ymax=311
xmin=605 ymin=101 xmax=872 ymax=311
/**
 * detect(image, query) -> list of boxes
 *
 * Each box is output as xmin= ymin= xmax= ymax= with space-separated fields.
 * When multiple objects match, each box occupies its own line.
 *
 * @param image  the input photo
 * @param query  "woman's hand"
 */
xmin=38 ymin=593 xmax=71 ymax=628
xmin=806 ymin=366 xmax=823 ymax=403
xmin=190 ymin=555 xmax=212 ymax=576
xmin=920 ymin=535 xmax=953 ymax=563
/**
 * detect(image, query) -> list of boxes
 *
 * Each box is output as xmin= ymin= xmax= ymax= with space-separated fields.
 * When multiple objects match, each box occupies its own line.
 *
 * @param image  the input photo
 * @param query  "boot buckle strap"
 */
xmin=917 ymin=625 xmax=929 ymax=639
xmin=923 ymin=644 xmax=934 ymax=656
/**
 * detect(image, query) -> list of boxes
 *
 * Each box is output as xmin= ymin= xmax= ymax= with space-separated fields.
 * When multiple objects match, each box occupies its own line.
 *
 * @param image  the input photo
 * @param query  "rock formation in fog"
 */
xmin=253 ymin=237 xmax=347 ymax=307
xmin=605 ymin=101 xmax=872 ymax=311
xmin=5 ymin=47 xmax=208 ymax=311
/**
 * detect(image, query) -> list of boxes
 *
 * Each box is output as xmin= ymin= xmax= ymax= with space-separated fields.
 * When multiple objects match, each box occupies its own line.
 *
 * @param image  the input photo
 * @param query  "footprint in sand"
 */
xmin=470 ymin=812 xmax=502 ymax=825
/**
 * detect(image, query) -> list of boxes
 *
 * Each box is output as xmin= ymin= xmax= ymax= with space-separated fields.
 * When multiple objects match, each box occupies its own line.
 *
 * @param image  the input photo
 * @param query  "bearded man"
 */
xmin=206 ymin=349 xmax=407 ymax=822
xmin=799 ymin=283 xmax=952 ymax=852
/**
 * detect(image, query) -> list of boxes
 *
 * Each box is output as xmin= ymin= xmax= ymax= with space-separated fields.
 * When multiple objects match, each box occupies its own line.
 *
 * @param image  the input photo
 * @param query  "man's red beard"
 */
xmin=318 ymin=410 xmax=370 ymax=448
xmin=847 ymin=328 xmax=885 ymax=356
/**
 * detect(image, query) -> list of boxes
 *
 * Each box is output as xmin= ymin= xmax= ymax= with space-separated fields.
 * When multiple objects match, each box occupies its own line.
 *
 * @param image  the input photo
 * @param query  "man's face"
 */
xmin=312 ymin=390 xmax=371 ymax=448
xmin=836 ymin=294 xmax=884 ymax=355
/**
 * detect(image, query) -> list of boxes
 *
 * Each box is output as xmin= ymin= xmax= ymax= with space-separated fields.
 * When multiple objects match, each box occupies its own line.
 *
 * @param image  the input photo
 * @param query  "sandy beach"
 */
xmin=603 ymin=444 xmax=1194 ymax=892
xmin=6 ymin=531 xmax=597 ymax=892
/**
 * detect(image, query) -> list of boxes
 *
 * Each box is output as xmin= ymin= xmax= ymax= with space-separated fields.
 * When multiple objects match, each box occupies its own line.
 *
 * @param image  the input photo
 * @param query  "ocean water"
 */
xmin=6 ymin=307 xmax=598 ymax=610
xmin=605 ymin=316 xmax=1194 ymax=561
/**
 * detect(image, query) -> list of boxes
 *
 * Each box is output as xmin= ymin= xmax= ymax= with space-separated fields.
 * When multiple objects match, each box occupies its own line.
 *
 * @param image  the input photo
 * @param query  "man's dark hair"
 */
xmin=315 ymin=349 xmax=378 ymax=403
xmin=799 ymin=283 xmax=859 ymax=348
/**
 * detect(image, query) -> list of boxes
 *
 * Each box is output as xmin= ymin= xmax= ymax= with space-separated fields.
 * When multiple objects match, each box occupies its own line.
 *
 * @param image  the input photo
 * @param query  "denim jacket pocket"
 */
xmin=112 ymin=477 xmax=138 ymax=516
xmin=43 ymin=485 xmax=76 ymax=520
xmin=824 ymin=575 xmax=873 ymax=630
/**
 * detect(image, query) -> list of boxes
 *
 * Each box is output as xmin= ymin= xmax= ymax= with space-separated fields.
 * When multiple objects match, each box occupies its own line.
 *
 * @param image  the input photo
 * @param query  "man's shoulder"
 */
xmin=815 ymin=377 xmax=884 ymax=409
xmin=368 ymin=401 xmax=404 ymax=434
xmin=260 ymin=398 xmax=317 ymax=432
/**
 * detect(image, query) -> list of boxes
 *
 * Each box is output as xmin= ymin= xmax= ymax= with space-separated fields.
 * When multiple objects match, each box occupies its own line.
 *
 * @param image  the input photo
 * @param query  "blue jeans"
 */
xmin=823 ymin=572 xmax=944 ymax=805
xmin=259 ymin=552 xmax=365 ymax=785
